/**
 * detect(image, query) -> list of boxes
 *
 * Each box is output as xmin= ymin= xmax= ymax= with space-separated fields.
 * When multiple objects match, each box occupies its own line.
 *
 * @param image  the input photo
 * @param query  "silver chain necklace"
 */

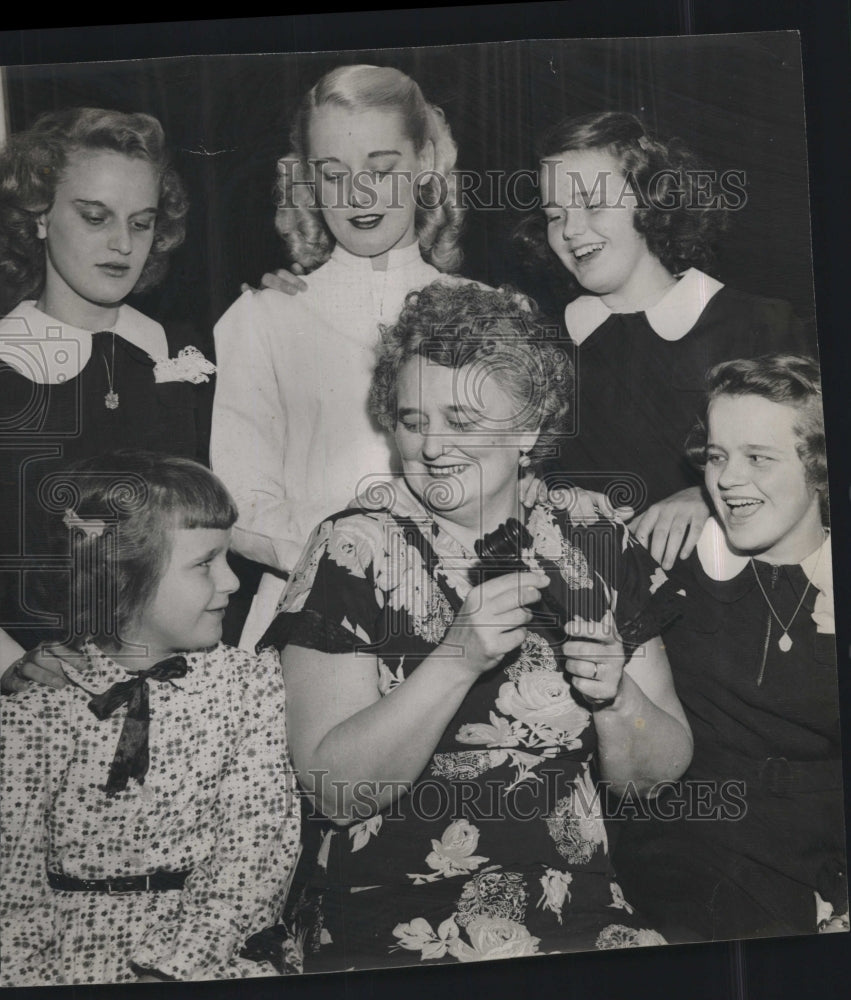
xmin=749 ymin=535 xmax=826 ymax=653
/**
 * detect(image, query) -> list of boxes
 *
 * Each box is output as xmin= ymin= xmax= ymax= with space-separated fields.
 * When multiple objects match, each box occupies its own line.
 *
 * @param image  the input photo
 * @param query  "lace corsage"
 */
xmin=153 ymin=346 xmax=216 ymax=384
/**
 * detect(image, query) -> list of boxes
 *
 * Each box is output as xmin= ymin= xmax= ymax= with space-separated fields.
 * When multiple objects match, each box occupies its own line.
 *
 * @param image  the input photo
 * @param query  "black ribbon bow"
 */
xmin=87 ymin=655 xmax=189 ymax=797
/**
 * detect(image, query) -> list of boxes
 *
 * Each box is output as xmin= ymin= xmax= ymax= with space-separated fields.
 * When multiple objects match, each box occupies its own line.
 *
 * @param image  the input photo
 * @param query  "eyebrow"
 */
xmin=445 ymin=404 xmax=483 ymax=418
xmin=318 ymin=150 xmax=402 ymax=164
xmin=72 ymin=198 xmax=158 ymax=215
xmin=708 ymin=442 xmax=784 ymax=453
xmin=193 ymin=547 xmax=220 ymax=562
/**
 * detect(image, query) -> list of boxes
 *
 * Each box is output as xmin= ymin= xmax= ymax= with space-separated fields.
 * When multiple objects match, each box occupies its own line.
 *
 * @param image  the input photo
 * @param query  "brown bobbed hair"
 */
xmin=515 ymin=110 xmax=729 ymax=293
xmin=40 ymin=450 xmax=236 ymax=650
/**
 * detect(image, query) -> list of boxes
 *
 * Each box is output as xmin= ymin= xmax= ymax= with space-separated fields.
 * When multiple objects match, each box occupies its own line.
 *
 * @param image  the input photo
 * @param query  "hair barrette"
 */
xmin=62 ymin=509 xmax=107 ymax=538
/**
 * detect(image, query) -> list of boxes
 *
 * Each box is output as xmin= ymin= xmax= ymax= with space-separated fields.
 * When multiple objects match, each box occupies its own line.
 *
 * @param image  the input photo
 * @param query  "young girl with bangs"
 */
xmin=211 ymin=63 xmax=466 ymax=650
xmin=0 ymin=451 xmax=299 ymax=986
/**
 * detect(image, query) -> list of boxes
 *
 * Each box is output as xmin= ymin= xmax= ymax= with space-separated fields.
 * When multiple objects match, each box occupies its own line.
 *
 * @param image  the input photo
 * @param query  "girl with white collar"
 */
xmin=529 ymin=112 xmax=814 ymax=570
xmin=613 ymin=355 xmax=846 ymax=941
xmin=0 ymin=107 xmax=213 ymax=671
xmin=210 ymin=64 xmax=466 ymax=650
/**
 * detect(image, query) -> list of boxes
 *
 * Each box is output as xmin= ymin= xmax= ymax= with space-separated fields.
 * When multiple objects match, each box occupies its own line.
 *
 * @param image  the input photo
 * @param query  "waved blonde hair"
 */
xmin=274 ymin=64 xmax=464 ymax=273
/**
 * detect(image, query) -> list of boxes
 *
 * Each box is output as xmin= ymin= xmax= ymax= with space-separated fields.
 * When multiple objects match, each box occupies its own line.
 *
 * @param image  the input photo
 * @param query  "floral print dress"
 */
xmin=0 ymin=643 xmax=300 ymax=986
xmin=259 ymin=482 xmax=680 ymax=973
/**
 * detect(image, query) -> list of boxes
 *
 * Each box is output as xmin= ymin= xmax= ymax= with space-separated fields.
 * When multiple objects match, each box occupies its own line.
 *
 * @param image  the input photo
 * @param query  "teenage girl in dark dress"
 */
xmin=0 ymin=107 xmax=212 ymax=672
xmin=523 ymin=112 xmax=814 ymax=569
xmin=613 ymin=355 xmax=846 ymax=940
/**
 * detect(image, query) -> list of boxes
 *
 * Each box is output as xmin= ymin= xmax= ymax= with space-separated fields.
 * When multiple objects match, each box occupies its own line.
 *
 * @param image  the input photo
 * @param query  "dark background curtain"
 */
xmin=4 ymin=32 xmax=814 ymax=350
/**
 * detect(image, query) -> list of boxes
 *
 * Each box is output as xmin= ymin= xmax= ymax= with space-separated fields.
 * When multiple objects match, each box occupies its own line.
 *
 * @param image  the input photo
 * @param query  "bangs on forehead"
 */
xmin=164 ymin=486 xmax=238 ymax=532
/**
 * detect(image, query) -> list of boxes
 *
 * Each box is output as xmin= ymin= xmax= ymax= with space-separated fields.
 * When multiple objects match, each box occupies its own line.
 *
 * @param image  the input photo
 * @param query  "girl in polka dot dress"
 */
xmin=0 ymin=451 xmax=299 ymax=986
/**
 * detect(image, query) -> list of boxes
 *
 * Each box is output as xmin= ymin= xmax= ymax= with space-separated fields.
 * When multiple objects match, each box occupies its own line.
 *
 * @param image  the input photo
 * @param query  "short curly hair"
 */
xmin=369 ymin=280 xmax=572 ymax=463
xmin=274 ymin=64 xmax=464 ymax=274
xmin=37 ymin=450 xmax=237 ymax=649
xmin=686 ymin=354 xmax=827 ymax=501
xmin=0 ymin=107 xmax=188 ymax=312
xmin=515 ymin=110 xmax=729 ymax=292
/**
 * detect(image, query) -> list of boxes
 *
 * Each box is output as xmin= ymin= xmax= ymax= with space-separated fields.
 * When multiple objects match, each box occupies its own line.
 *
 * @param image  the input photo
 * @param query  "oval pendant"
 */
xmin=778 ymin=632 xmax=793 ymax=653
xmin=105 ymin=391 xmax=119 ymax=410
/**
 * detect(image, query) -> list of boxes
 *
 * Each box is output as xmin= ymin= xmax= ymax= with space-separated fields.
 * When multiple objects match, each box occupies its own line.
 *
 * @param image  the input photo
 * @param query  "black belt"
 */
xmin=47 ymin=869 xmax=191 ymax=894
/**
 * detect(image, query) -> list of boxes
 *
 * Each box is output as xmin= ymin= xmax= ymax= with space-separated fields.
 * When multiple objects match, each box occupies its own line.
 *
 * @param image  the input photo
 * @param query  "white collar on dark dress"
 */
xmin=0 ymin=300 xmax=167 ymax=384
xmin=564 ymin=268 xmax=725 ymax=346
xmin=696 ymin=516 xmax=834 ymax=634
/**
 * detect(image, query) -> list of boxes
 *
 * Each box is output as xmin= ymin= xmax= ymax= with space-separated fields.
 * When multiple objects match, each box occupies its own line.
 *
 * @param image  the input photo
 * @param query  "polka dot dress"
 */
xmin=0 ymin=643 xmax=299 ymax=986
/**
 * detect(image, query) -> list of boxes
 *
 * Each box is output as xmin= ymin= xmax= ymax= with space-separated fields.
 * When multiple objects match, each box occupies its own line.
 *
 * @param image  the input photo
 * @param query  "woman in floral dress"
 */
xmin=256 ymin=281 xmax=693 ymax=972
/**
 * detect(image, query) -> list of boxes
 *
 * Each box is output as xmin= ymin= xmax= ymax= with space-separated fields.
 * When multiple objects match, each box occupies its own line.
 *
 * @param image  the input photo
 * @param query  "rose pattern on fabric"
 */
xmin=456 ymin=713 xmax=522 ymax=748
xmin=537 ymin=869 xmax=574 ymax=924
xmin=377 ymin=658 xmax=406 ymax=696
xmin=435 ymin=745 xmax=560 ymax=793
xmin=431 ymin=751 xmax=495 ymax=781
xmin=326 ymin=518 xmax=384 ymax=580
xmin=648 ymin=566 xmax=669 ymax=595
xmin=558 ymin=538 xmax=593 ymax=591
xmin=608 ymin=882 xmax=634 ymax=914
xmin=527 ymin=504 xmax=593 ymax=590
xmin=391 ymin=913 xmax=541 ymax=963
xmin=408 ymin=820 xmax=489 ymax=884
xmin=450 ymin=917 xmax=541 ymax=963
xmin=276 ymin=521 xmax=334 ymax=616
xmin=526 ymin=504 xmax=563 ymax=559
xmin=544 ymin=768 xmax=608 ymax=865
xmin=268 ymin=497 xmax=674 ymax=971
xmin=391 ymin=915 xmax=461 ymax=961
xmin=595 ymin=924 xmax=667 ymax=950
xmin=505 ymin=631 xmax=559 ymax=683
xmin=455 ymin=871 xmax=528 ymax=928
xmin=349 ymin=815 xmax=384 ymax=853
xmin=373 ymin=528 xmax=454 ymax=643
xmin=495 ymin=671 xmax=590 ymax=747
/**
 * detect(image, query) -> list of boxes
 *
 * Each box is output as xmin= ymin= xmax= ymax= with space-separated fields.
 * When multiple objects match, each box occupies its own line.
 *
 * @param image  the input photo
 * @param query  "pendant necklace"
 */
xmin=750 ymin=534 xmax=826 ymax=653
xmin=102 ymin=332 xmax=119 ymax=409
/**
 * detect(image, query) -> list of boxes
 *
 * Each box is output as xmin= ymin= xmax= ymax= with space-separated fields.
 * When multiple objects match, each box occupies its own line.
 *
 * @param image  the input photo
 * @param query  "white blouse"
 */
xmin=211 ymin=242 xmax=449 ymax=648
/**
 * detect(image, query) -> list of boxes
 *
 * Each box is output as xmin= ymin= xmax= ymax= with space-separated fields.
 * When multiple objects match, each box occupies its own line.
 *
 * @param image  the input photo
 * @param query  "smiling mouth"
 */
xmin=426 ymin=464 xmax=467 ymax=477
xmin=350 ymin=215 xmax=384 ymax=230
xmin=724 ymin=497 xmax=763 ymax=520
xmin=571 ymin=243 xmax=604 ymax=262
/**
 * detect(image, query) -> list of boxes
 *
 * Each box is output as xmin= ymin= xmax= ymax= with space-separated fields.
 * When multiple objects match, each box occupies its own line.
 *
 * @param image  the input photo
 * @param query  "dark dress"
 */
xmin=0 ymin=304 xmax=207 ymax=650
xmin=549 ymin=276 xmax=814 ymax=509
xmin=612 ymin=531 xmax=846 ymax=941
xmin=255 ymin=484 xmax=681 ymax=972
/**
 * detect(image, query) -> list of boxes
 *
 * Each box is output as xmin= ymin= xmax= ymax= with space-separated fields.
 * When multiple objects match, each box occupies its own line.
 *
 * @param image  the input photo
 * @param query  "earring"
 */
xmin=518 ymin=451 xmax=531 ymax=468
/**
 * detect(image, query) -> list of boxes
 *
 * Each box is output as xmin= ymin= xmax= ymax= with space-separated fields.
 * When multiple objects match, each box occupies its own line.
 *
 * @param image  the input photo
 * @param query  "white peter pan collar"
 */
xmin=696 ymin=516 xmax=834 ymax=635
xmin=0 ymin=301 xmax=167 ymax=384
xmin=564 ymin=268 xmax=725 ymax=346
